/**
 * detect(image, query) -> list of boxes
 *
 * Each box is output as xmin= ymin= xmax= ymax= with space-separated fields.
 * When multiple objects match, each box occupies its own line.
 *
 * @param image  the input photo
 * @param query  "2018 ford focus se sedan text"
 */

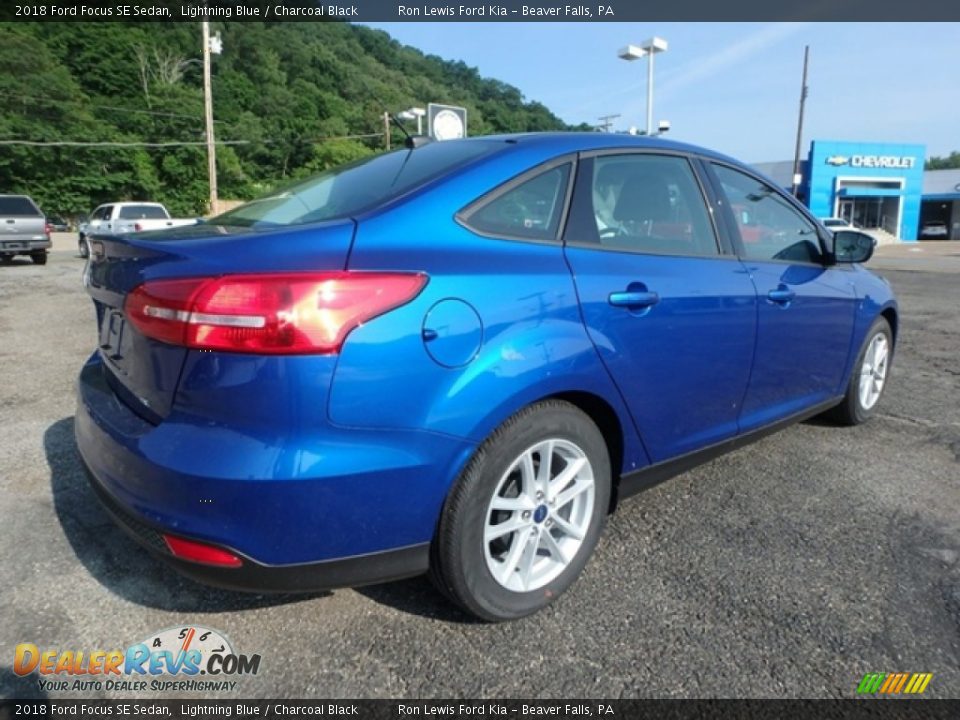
xmin=76 ymin=133 xmax=897 ymax=621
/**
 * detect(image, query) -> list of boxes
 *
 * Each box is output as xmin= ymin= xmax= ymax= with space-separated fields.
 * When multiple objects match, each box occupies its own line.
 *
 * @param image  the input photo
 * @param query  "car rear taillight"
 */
xmin=163 ymin=534 xmax=242 ymax=568
xmin=125 ymin=272 xmax=427 ymax=355
xmin=44 ymin=222 xmax=52 ymax=238
xmin=134 ymin=222 xmax=142 ymax=232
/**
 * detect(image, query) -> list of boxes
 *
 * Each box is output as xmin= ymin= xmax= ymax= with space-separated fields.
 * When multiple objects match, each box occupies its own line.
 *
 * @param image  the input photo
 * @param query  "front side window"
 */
xmin=462 ymin=164 xmax=571 ymax=241
xmin=712 ymin=164 xmax=822 ymax=263
xmin=567 ymin=154 xmax=719 ymax=257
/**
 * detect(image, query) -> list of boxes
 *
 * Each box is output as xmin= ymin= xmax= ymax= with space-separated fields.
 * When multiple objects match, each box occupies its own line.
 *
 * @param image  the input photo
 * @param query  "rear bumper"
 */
xmin=1 ymin=238 xmax=50 ymax=253
xmin=83 ymin=460 xmax=429 ymax=592
xmin=75 ymin=353 xmax=475 ymax=591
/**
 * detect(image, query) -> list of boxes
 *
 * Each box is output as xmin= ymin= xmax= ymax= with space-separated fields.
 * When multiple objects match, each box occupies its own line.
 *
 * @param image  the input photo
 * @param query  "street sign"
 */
xmin=427 ymin=103 xmax=468 ymax=141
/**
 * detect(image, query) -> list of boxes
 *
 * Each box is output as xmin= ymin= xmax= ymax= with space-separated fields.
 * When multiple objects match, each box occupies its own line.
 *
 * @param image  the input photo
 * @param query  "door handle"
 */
xmin=767 ymin=287 xmax=796 ymax=305
xmin=608 ymin=290 xmax=660 ymax=309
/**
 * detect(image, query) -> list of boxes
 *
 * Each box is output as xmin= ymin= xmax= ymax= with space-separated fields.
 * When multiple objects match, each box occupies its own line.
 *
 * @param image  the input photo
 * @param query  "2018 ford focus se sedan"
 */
xmin=76 ymin=133 xmax=897 ymax=621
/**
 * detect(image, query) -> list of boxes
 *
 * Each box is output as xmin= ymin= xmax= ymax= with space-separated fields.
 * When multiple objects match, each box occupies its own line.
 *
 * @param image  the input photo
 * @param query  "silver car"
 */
xmin=0 ymin=195 xmax=50 ymax=265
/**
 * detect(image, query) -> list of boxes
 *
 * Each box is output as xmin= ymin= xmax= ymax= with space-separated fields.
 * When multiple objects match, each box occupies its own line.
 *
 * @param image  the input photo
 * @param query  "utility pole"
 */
xmin=383 ymin=112 xmax=391 ymax=150
xmin=597 ymin=114 xmax=621 ymax=133
xmin=790 ymin=45 xmax=810 ymax=199
xmin=202 ymin=21 xmax=218 ymax=215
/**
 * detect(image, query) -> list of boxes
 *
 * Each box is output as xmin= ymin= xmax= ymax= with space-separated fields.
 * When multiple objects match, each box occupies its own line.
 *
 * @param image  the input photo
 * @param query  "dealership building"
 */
xmin=755 ymin=140 xmax=960 ymax=242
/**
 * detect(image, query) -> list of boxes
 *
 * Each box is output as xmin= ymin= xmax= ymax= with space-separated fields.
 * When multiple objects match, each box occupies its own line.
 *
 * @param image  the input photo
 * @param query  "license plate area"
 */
xmin=3 ymin=243 xmax=24 ymax=251
xmin=99 ymin=309 xmax=126 ymax=363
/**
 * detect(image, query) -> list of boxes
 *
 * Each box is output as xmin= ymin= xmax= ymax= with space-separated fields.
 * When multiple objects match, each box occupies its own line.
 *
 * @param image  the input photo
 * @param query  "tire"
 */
xmin=78 ymin=236 xmax=89 ymax=259
xmin=31 ymin=252 xmax=47 ymax=266
xmin=828 ymin=317 xmax=893 ymax=425
xmin=0 ymin=255 xmax=12 ymax=264
xmin=430 ymin=400 xmax=611 ymax=621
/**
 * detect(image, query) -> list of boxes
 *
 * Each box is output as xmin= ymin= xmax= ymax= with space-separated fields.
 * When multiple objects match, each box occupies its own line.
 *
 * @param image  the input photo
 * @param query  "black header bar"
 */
xmin=1 ymin=0 xmax=958 ymax=22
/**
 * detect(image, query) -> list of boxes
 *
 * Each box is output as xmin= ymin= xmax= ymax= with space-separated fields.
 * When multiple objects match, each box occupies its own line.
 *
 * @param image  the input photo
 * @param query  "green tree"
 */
xmin=2 ymin=21 xmax=586 ymax=218
xmin=926 ymin=152 xmax=960 ymax=170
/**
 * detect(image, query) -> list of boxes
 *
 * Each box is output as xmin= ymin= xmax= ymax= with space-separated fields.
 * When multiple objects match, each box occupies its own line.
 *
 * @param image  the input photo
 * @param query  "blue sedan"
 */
xmin=76 ymin=133 xmax=896 ymax=621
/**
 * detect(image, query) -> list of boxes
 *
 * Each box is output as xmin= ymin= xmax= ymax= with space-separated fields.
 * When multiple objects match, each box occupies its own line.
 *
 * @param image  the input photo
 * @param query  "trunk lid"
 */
xmin=84 ymin=220 xmax=356 ymax=420
xmin=0 ymin=195 xmax=46 ymax=247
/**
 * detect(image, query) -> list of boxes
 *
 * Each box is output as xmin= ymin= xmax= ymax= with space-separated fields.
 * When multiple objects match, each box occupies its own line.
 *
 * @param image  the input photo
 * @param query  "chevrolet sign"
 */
xmin=826 ymin=154 xmax=916 ymax=169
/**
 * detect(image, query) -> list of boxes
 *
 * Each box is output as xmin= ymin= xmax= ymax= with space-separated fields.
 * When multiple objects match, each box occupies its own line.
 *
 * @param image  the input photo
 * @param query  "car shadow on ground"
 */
xmin=0 ymin=666 xmax=50 ymax=700
xmin=355 ymin=577 xmax=481 ymax=624
xmin=44 ymin=416 xmax=322 ymax=614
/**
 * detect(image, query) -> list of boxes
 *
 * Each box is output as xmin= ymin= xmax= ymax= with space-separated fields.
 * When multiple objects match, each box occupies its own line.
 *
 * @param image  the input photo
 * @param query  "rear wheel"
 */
xmin=0 ymin=255 xmax=12 ymax=264
xmin=430 ymin=400 xmax=610 ymax=621
xmin=828 ymin=317 xmax=892 ymax=425
xmin=78 ymin=236 xmax=89 ymax=259
xmin=30 ymin=252 xmax=47 ymax=265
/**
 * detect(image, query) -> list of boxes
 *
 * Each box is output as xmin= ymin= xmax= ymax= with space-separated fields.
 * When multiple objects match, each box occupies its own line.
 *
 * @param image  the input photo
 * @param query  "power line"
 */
xmin=597 ymin=114 xmax=621 ymax=133
xmin=7 ymin=93 xmax=230 ymax=124
xmin=0 ymin=133 xmax=385 ymax=148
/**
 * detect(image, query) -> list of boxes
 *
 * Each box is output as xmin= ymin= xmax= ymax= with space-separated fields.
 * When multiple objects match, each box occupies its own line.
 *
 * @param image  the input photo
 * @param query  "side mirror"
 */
xmin=832 ymin=230 xmax=875 ymax=264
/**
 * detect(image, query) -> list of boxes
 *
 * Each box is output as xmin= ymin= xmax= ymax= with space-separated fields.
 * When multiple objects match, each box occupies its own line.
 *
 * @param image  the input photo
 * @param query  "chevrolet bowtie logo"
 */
xmin=825 ymin=155 xmax=850 ymax=166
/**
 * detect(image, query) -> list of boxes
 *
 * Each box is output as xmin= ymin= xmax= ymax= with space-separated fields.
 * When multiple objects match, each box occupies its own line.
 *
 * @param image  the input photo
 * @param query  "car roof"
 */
xmin=463 ymin=132 xmax=742 ymax=164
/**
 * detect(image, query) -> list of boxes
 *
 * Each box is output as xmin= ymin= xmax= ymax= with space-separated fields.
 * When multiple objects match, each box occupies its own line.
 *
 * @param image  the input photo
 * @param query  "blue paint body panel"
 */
xmin=75 ymin=133 xmax=898 ymax=584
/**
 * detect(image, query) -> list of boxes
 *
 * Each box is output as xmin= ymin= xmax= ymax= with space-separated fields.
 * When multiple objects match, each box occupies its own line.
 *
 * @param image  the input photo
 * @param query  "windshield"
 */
xmin=211 ymin=140 xmax=503 ymax=229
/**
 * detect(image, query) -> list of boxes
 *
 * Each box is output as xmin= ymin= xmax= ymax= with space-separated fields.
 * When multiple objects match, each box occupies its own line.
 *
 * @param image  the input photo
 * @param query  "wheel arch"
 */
xmin=547 ymin=391 xmax=625 ymax=514
xmin=880 ymin=305 xmax=898 ymax=347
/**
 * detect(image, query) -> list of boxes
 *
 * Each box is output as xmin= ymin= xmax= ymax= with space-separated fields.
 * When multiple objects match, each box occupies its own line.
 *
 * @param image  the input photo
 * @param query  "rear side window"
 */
xmin=712 ymin=164 xmax=822 ymax=264
xmin=0 ymin=196 xmax=41 ymax=216
xmin=461 ymin=164 xmax=571 ymax=241
xmin=118 ymin=205 xmax=169 ymax=220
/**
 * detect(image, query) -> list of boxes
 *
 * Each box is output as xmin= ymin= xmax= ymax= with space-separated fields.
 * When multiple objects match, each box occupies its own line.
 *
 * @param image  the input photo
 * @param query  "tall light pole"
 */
xmin=202 ymin=22 xmax=221 ymax=215
xmin=398 ymin=107 xmax=426 ymax=135
xmin=618 ymin=37 xmax=668 ymax=136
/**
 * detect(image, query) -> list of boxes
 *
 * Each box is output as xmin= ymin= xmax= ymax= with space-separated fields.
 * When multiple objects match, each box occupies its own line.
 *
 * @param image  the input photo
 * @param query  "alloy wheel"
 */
xmin=859 ymin=332 xmax=889 ymax=410
xmin=483 ymin=438 xmax=595 ymax=593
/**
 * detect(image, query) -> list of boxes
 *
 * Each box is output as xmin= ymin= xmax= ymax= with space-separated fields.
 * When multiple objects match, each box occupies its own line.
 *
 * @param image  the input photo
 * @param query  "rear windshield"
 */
xmin=211 ymin=140 xmax=503 ymax=229
xmin=0 ymin=196 xmax=41 ymax=216
xmin=118 ymin=205 xmax=169 ymax=220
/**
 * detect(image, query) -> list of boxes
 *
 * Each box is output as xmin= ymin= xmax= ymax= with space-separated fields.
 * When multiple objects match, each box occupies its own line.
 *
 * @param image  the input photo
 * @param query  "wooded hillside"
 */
xmin=0 ymin=22 xmax=585 ymax=217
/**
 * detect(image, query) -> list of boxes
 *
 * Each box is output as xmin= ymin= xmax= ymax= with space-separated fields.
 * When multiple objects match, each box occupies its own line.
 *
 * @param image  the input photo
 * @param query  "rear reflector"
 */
xmin=163 ymin=534 xmax=243 ymax=568
xmin=125 ymin=272 xmax=427 ymax=355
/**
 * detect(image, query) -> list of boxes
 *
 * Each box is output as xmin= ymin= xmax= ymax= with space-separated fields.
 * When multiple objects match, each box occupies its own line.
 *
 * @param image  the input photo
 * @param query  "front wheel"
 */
xmin=78 ymin=236 xmax=89 ymax=259
xmin=828 ymin=317 xmax=893 ymax=425
xmin=430 ymin=400 xmax=611 ymax=621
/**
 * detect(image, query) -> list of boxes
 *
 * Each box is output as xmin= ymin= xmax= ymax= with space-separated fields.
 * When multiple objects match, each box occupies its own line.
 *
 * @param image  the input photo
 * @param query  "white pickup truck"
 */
xmin=78 ymin=202 xmax=198 ymax=258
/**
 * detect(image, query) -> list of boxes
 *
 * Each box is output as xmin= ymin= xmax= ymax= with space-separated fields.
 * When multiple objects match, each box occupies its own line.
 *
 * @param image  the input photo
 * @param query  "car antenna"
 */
xmin=379 ymin=102 xmax=432 ymax=149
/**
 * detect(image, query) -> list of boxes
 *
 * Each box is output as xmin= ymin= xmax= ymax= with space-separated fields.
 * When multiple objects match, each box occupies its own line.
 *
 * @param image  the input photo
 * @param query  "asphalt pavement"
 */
xmin=1 ymin=236 xmax=958 ymax=699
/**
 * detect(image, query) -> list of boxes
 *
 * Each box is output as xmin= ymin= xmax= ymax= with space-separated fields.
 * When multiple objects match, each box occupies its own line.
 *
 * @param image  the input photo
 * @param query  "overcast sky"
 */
xmin=363 ymin=22 xmax=960 ymax=163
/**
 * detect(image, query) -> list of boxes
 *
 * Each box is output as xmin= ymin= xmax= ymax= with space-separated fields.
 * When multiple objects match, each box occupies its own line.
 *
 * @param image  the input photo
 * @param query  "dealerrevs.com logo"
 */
xmin=14 ymin=626 xmax=261 ymax=693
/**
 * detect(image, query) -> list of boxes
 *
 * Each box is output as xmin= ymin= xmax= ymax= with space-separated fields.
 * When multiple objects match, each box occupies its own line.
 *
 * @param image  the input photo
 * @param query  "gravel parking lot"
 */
xmin=2 ymin=235 xmax=959 ymax=699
